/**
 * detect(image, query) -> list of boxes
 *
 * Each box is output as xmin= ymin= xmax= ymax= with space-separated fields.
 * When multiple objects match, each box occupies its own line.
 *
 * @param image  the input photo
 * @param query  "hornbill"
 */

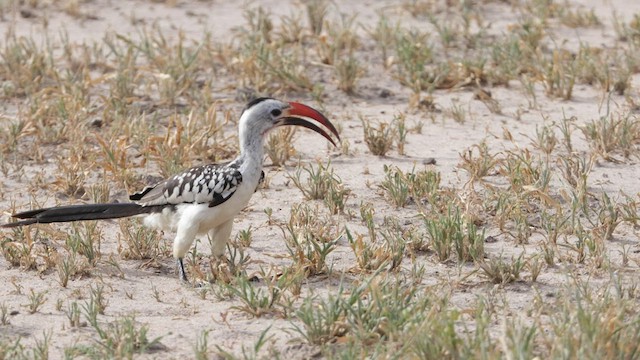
xmin=1 ymin=98 xmax=340 ymax=281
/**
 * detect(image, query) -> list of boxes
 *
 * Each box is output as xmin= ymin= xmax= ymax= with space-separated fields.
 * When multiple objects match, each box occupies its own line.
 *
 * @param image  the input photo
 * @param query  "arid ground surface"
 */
xmin=1 ymin=0 xmax=640 ymax=359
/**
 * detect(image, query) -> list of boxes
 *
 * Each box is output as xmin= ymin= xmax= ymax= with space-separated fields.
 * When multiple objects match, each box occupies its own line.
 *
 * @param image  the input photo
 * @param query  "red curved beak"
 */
xmin=279 ymin=102 xmax=340 ymax=147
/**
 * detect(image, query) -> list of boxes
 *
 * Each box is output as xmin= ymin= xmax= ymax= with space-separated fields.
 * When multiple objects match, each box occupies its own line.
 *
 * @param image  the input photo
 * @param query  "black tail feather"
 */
xmin=2 ymin=219 xmax=39 ymax=228
xmin=2 ymin=203 xmax=164 ymax=228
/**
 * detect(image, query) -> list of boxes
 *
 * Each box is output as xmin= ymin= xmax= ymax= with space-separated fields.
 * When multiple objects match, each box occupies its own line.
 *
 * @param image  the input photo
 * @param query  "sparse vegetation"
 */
xmin=1 ymin=0 xmax=640 ymax=358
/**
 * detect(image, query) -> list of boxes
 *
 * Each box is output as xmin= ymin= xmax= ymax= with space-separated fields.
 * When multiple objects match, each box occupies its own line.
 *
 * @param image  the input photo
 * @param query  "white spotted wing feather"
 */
xmin=130 ymin=162 xmax=243 ymax=208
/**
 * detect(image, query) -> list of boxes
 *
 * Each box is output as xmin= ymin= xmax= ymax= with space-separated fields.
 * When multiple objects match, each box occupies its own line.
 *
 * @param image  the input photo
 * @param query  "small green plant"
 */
xmin=532 ymin=123 xmax=558 ymax=157
xmin=87 ymin=182 xmax=111 ymax=203
xmin=76 ymin=315 xmax=164 ymax=358
xmin=558 ymin=153 xmax=592 ymax=207
xmin=55 ymin=298 xmax=63 ymax=311
xmin=26 ymin=289 xmax=47 ymax=314
xmin=81 ymin=294 xmax=101 ymax=329
xmin=392 ymin=114 xmax=409 ymax=156
xmin=543 ymin=49 xmax=576 ymax=100
xmin=1 ymin=302 xmax=9 ymax=325
xmin=207 ymin=242 xmax=252 ymax=284
xmin=535 ymin=274 xmax=640 ymax=358
xmin=292 ymin=292 xmax=348 ymax=345
xmin=66 ymin=301 xmax=82 ymax=328
xmin=215 ymin=326 xmax=272 ymax=359
xmin=394 ymin=29 xmax=435 ymax=94
xmin=502 ymin=318 xmax=537 ymax=358
xmin=151 ymin=284 xmax=162 ymax=303
xmin=335 ymin=54 xmax=363 ymax=94
xmin=290 ymin=161 xmax=349 ymax=213
xmin=378 ymin=217 xmax=407 ymax=271
xmin=283 ymin=206 xmax=340 ymax=277
xmin=54 ymin=152 xmax=87 ymax=198
xmin=278 ymin=12 xmax=305 ymax=43
xmin=266 ymin=127 xmax=296 ymax=166
xmin=194 ymin=329 xmax=210 ymax=360
xmin=478 ymin=254 xmax=524 ymax=285
xmin=580 ymin=111 xmax=640 ymax=161
xmin=367 ymin=15 xmax=399 ymax=67
xmin=236 ymin=226 xmax=254 ymax=248
xmin=89 ymin=284 xmax=108 ymax=315
xmin=285 ymin=225 xmax=337 ymax=276
xmin=264 ymin=207 xmax=273 ymax=224
xmin=1 ymin=227 xmax=39 ymax=270
xmin=361 ymin=116 xmax=394 ymax=156
xmin=560 ymin=7 xmax=601 ymax=28
xmin=458 ymin=141 xmax=498 ymax=182
xmin=118 ymin=218 xmax=165 ymax=260
xmin=293 ymin=273 xmax=441 ymax=351
xmin=346 ymin=228 xmax=386 ymax=272
xmin=448 ymin=101 xmax=467 ymax=124
xmin=346 ymin=226 xmax=404 ymax=272
xmin=424 ymin=206 xmax=484 ymax=263
xmin=380 ymin=165 xmax=410 ymax=207
xmin=227 ymin=275 xmax=284 ymax=318
xmin=348 ymin=277 xmax=427 ymax=343
xmin=94 ymin=132 xmax=135 ymax=187
xmin=540 ymin=209 xmax=570 ymax=245
xmin=428 ymin=14 xmax=460 ymax=50
xmin=380 ymin=165 xmax=441 ymax=207
xmin=305 ymin=0 xmax=329 ymax=35
xmin=592 ymin=192 xmax=622 ymax=241
xmin=500 ymin=149 xmax=551 ymax=194
xmin=527 ymin=256 xmax=543 ymax=282
xmin=558 ymin=114 xmax=576 ymax=153
xmin=32 ymin=330 xmax=52 ymax=360
xmin=66 ymin=222 xmax=101 ymax=266
xmin=56 ymin=253 xmax=80 ymax=288
xmin=316 ymin=14 xmax=359 ymax=65
xmin=324 ymin=181 xmax=350 ymax=214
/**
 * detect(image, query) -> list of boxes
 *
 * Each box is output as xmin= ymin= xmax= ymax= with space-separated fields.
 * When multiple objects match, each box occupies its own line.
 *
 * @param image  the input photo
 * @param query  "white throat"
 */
xmin=236 ymin=113 xmax=267 ymax=181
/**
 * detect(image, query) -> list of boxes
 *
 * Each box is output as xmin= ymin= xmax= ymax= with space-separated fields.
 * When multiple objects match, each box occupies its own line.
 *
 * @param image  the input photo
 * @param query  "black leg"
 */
xmin=177 ymin=258 xmax=188 ymax=282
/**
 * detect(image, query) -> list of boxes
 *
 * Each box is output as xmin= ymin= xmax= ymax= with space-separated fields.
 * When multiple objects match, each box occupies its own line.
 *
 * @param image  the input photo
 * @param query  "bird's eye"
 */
xmin=271 ymin=109 xmax=282 ymax=117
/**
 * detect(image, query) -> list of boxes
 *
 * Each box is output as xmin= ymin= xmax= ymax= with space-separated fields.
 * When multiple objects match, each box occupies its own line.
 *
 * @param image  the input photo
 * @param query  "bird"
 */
xmin=1 ymin=97 xmax=340 ymax=282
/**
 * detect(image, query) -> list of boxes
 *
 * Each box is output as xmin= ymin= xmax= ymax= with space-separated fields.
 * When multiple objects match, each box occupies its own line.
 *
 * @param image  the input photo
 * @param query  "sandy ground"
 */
xmin=0 ymin=0 xmax=640 ymax=358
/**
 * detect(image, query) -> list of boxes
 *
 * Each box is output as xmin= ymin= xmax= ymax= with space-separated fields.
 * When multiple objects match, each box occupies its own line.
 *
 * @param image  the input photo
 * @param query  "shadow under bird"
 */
xmin=1 ymin=98 xmax=340 ymax=282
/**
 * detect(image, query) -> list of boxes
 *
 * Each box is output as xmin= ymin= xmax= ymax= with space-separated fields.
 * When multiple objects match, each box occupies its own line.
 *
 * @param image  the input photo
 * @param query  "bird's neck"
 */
xmin=236 ymin=124 xmax=265 ymax=179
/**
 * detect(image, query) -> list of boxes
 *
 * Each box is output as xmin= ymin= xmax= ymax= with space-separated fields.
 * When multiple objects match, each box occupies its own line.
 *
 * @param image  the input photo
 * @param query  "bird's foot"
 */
xmin=177 ymin=258 xmax=209 ymax=288
xmin=177 ymin=258 xmax=188 ymax=283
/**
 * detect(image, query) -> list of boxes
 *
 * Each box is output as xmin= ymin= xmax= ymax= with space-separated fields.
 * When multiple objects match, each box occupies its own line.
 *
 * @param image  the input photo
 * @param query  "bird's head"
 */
xmin=238 ymin=98 xmax=340 ymax=148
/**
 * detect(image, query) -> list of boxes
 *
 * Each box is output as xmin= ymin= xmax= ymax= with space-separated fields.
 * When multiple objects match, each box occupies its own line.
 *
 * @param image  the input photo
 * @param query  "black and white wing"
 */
xmin=130 ymin=163 xmax=243 ymax=208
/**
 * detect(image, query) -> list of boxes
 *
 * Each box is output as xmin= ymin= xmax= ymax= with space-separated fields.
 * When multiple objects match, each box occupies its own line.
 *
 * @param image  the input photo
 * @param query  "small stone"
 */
xmin=379 ymin=88 xmax=392 ymax=98
xmin=20 ymin=8 xmax=37 ymax=18
xmin=484 ymin=235 xmax=498 ymax=243
xmin=423 ymin=158 xmax=437 ymax=165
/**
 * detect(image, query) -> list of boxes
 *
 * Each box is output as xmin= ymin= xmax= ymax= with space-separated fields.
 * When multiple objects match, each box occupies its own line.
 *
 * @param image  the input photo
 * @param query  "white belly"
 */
xmin=143 ymin=179 xmax=257 ymax=235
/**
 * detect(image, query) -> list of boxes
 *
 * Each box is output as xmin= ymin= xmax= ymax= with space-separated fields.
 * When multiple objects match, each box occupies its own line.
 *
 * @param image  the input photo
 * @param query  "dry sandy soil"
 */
xmin=1 ymin=0 xmax=640 ymax=359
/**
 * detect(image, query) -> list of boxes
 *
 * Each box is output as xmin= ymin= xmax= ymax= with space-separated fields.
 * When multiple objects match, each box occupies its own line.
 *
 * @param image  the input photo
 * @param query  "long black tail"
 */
xmin=1 ymin=203 xmax=164 ymax=228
